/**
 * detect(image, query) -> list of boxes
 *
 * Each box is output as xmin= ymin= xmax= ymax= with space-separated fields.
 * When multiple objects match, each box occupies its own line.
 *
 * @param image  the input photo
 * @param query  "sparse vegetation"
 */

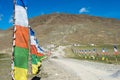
xmin=65 ymin=45 xmax=120 ymax=64
xmin=0 ymin=54 xmax=11 ymax=80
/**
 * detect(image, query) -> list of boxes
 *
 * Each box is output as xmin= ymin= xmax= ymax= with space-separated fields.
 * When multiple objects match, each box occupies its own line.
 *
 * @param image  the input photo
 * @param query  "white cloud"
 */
xmin=9 ymin=15 xmax=13 ymax=23
xmin=79 ymin=7 xmax=89 ymax=13
xmin=41 ymin=12 xmax=44 ymax=15
xmin=0 ymin=14 xmax=3 ymax=21
xmin=56 ymin=11 xmax=60 ymax=14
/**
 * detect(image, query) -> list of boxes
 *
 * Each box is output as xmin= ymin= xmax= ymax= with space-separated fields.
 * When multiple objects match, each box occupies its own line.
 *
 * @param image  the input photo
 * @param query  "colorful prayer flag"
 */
xmin=114 ymin=45 xmax=119 ymax=55
xmin=30 ymin=28 xmax=44 ymax=74
xmin=12 ymin=0 xmax=29 ymax=80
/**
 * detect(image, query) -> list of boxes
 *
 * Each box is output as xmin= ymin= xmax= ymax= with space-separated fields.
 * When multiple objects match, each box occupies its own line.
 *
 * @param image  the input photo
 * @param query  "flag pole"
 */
xmin=28 ymin=26 xmax=32 ymax=75
xmin=11 ymin=0 xmax=16 ymax=80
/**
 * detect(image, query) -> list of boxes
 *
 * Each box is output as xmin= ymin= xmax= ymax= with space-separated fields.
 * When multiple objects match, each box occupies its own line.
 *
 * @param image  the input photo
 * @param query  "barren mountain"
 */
xmin=0 ymin=13 xmax=120 ymax=53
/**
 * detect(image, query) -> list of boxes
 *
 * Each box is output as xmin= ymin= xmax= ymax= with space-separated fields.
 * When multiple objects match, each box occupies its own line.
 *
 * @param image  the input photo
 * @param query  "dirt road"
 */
xmin=40 ymin=58 xmax=80 ymax=80
xmin=47 ymin=57 xmax=120 ymax=80
xmin=41 ymin=46 xmax=120 ymax=80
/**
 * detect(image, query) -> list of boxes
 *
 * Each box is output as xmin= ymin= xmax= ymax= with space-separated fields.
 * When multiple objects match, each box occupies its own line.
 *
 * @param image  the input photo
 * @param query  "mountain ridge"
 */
xmin=0 ymin=13 xmax=120 ymax=53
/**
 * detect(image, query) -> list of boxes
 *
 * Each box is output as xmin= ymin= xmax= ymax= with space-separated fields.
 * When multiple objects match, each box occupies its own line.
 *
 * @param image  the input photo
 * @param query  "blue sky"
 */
xmin=0 ymin=0 xmax=120 ymax=30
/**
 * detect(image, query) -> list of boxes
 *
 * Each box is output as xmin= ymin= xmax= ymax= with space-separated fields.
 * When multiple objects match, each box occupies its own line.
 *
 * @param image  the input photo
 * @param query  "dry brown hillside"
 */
xmin=0 ymin=13 xmax=120 ymax=53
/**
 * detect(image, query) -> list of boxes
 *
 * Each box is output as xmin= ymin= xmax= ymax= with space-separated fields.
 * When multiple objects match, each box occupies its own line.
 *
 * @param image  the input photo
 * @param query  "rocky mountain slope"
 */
xmin=0 ymin=13 xmax=120 ymax=53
